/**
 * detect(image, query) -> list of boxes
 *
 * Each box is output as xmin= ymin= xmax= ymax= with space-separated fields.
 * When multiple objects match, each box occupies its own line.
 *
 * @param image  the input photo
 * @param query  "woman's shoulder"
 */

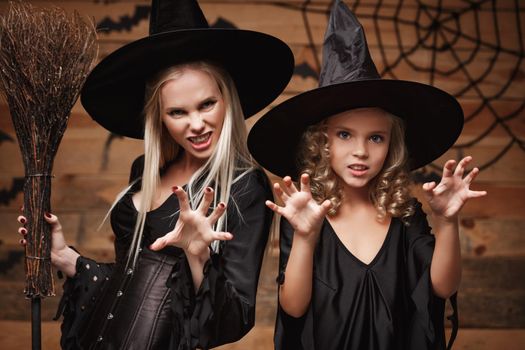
xmin=129 ymin=154 xmax=145 ymax=184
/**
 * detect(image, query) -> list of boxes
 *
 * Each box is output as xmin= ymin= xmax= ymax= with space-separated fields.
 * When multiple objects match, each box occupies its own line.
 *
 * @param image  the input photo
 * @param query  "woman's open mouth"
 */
xmin=188 ymin=131 xmax=212 ymax=150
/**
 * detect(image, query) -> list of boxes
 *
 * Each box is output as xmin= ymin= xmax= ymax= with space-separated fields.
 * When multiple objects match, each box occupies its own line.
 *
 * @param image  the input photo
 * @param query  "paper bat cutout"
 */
xmin=0 ymin=129 xmax=14 ymax=145
xmin=97 ymin=5 xmax=150 ymax=33
xmin=0 ymin=250 xmax=24 ymax=274
xmin=0 ymin=177 xmax=24 ymax=206
xmin=294 ymin=62 xmax=319 ymax=80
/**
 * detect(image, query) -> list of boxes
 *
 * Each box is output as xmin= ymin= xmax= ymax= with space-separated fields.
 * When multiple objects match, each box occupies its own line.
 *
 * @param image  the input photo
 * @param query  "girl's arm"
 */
xmin=422 ymin=156 xmax=486 ymax=298
xmin=267 ymin=174 xmax=331 ymax=317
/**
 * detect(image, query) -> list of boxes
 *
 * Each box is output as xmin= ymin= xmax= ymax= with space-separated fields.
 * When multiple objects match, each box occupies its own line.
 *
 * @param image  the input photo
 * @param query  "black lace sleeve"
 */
xmin=168 ymin=169 xmax=273 ymax=349
xmin=54 ymin=256 xmax=114 ymax=349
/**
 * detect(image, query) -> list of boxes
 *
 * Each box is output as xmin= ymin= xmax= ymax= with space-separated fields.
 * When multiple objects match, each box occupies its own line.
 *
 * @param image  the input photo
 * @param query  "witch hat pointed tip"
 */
xmin=150 ymin=0 xmax=209 ymax=35
xmin=319 ymin=0 xmax=380 ymax=87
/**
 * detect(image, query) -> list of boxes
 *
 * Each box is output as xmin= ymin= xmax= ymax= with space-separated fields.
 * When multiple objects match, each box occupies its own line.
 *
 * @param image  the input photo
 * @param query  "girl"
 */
xmin=18 ymin=0 xmax=293 ymax=349
xmin=247 ymin=1 xmax=485 ymax=349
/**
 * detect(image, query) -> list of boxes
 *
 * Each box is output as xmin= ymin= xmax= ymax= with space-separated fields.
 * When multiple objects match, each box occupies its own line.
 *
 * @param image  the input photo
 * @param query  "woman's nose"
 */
xmin=189 ymin=113 xmax=205 ymax=132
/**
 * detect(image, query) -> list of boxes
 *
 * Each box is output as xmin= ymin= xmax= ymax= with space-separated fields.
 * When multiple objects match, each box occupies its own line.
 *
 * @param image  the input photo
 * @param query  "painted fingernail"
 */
xmin=20 ymin=228 xmax=27 ymax=235
xmin=172 ymin=186 xmax=179 ymax=192
xmin=45 ymin=212 xmax=52 ymax=218
xmin=20 ymin=217 xmax=26 ymax=224
xmin=19 ymin=239 xmax=26 ymax=245
xmin=219 ymin=203 xmax=225 ymax=209
xmin=205 ymin=187 xmax=212 ymax=193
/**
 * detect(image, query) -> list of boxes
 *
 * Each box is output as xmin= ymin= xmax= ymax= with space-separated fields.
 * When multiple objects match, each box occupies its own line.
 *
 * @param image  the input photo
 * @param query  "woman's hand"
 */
xmin=17 ymin=210 xmax=79 ymax=277
xmin=149 ymin=186 xmax=232 ymax=258
xmin=423 ymin=156 xmax=487 ymax=221
xmin=266 ymin=174 xmax=331 ymax=245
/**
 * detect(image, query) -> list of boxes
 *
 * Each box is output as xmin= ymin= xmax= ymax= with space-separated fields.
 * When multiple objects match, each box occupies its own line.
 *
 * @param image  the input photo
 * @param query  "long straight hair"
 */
xmin=118 ymin=61 xmax=254 ymax=270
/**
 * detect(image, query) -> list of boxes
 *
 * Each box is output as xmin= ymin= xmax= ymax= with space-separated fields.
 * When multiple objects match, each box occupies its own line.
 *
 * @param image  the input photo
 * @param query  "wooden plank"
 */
xmin=1 ymin=321 xmax=524 ymax=350
xmin=1 ymin=1 xmax=522 ymax=49
xmin=459 ymin=219 xmax=525 ymax=257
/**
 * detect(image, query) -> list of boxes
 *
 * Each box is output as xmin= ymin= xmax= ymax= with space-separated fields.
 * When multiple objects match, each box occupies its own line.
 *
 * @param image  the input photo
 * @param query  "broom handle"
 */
xmin=31 ymin=297 xmax=41 ymax=350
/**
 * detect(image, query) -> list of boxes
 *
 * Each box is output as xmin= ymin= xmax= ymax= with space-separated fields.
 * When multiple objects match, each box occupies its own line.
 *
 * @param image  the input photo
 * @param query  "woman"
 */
xmin=18 ymin=0 xmax=294 ymax=349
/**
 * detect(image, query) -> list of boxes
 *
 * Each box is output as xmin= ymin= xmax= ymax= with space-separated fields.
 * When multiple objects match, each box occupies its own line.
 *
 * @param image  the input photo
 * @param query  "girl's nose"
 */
xmin=352 ymin=140 xmax=368 ymax=158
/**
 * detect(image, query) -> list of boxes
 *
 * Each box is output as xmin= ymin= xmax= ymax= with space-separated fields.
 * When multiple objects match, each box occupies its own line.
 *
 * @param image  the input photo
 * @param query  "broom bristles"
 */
xmin=0 ymin=1 xmax=98 ymax=297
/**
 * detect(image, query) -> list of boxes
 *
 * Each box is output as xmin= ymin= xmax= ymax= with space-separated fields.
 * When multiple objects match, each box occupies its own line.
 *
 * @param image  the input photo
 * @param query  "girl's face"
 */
xmin=161 ymin=67 xmax=225 ymax=165
xmin=326 ymin=108 xmax=392 ymax=190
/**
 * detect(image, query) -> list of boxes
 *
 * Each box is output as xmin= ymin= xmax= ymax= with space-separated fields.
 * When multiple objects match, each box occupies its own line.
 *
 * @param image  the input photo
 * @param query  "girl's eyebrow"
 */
xmin=328 ymin=125 xmax=389 ymax=134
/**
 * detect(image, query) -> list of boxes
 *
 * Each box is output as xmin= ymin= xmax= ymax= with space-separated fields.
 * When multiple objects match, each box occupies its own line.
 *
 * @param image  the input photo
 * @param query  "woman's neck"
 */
xmin=162 ymin=152 xmax=207 ymax=186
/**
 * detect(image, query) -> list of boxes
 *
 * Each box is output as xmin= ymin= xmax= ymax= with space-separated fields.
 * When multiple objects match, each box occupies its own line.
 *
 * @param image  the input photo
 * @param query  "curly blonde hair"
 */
xmin=298 ymin=109 xmax=415 ymax=223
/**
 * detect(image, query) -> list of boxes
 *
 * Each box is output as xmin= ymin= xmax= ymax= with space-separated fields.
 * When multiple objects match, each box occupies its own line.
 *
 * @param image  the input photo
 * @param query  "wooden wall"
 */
xmin=0 ymin=1 xmax=524 ymax=349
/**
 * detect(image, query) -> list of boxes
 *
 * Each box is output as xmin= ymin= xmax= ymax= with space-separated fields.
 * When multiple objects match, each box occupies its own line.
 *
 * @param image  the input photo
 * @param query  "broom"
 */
xmin=0 ymin=1 xmax=97 ymax=348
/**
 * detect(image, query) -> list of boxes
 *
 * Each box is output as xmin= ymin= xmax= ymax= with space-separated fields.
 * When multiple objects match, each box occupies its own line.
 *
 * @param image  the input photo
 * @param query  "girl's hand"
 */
xmin=266 ymin=174 xmax=331 ymax=244
xmin=150 ymin=186 xmax=232 ymax=258
xmin=422 ymin=156 xmax=487 ymax=220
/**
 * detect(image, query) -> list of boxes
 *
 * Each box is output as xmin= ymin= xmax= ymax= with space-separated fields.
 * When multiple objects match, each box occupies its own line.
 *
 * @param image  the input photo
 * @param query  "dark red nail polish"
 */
xmin=20 ymin=217 xmax=26 ymax=224
xmin=45 ymin=212 xmax=52 ymax=218
xmin=219 ymin=203 xmax=225 ymax=208
xmin=205 ymin=187 xmax=212 ymax=193
xmin=172 ymin=186 xmax=179 ymax=192
xmin=19 ymin=239 xmax=25 ymax=245
xmin=20 ymin=228 xmax=27 ymax=235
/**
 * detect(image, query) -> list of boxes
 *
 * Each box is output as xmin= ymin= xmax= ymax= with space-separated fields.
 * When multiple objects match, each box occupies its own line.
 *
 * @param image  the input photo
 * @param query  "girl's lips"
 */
xmin=188 ymin=132 xmax=212 ymax=150
xmin=347 ymin=164 xmax=368 ymax=177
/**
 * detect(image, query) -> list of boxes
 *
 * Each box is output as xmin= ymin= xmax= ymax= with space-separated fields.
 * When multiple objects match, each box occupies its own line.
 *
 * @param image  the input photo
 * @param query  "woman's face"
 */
xmin=325 ymin=108 xmax=392 ymax=190
xmin=160 ymin=67 xmax=226 ymax=165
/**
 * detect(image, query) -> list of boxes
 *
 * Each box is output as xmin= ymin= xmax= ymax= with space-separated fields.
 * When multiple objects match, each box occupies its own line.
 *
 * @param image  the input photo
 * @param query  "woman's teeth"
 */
xmin=189 ymin=133 xmax=210 ymax=144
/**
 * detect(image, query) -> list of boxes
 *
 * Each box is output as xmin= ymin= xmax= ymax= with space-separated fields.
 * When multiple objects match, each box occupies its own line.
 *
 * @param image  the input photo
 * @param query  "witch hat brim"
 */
xmin=81 ymin=1 xmax=294 ymax=139
xmin=247 ymin=0 xmax=463 ymax=179
xmin=248 ymin=79 xmax=463 ymax=179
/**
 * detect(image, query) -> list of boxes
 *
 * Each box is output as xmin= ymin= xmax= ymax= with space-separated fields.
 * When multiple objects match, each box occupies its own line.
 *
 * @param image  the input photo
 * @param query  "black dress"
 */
xmin=55 ymin=156 xmax=273 ymax=349
xmin=275 ymin=201 xmax=458 ymax=350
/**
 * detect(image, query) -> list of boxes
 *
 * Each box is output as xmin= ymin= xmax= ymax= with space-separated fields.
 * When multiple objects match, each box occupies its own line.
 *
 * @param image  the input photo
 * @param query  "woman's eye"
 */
xmin=168 ymin=109 xmax=185 ymax=117
xmin=370 ymin=134 xmax=384 ymax=143
xmin=337 ymin=131 xmax=350 ymax=139
xmin=201 ymin=100 xmax=216 ymax=109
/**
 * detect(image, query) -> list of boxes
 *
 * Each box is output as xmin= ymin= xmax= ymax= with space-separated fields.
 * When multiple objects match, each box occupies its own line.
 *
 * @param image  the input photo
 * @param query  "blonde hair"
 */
xmin=298 ymin=109 xmax=414 ymax=223
xmin=121 ymin=61 xmax=254 ymax=269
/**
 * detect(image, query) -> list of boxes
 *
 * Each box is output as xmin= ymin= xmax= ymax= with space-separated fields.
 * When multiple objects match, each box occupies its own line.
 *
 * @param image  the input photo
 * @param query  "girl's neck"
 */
xmin=340 ymin=183 xmax=371 ymax=207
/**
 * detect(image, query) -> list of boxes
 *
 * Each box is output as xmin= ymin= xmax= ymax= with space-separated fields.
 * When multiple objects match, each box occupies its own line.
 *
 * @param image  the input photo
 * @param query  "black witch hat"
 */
xmin=81 ymin=0 xmax=294 ymax=139
xmin=248 ymin=0 xmax=463 ymax=179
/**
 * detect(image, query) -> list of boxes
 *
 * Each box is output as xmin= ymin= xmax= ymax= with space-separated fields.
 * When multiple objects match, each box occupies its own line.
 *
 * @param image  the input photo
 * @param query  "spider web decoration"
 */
xmin=274 ymin=0 xmax=525 ymax=180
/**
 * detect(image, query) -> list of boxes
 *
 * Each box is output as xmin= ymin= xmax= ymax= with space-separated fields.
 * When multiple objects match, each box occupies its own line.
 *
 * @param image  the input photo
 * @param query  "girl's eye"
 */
xmin=337 ymin=131 xmax=350 ymax=140
xmin=370 ymin=134 xmax=384 ymax=143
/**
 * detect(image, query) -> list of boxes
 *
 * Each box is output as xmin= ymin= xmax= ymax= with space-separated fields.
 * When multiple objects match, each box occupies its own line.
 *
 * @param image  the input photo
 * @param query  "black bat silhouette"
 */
xmin=97 ymin=5 xmax=150 ymax=33
xmin=211 ymin=17 xmax=237 ymax=29
xmin=0 ymin=177 xmax=24 ymax=206
xmin=0 ymin=129 xmax=14 ymax=145
xmin=0 ymin=250 xmax=24 ymax=275
xmin=294 ymin=62 xmax=318 ymax=80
